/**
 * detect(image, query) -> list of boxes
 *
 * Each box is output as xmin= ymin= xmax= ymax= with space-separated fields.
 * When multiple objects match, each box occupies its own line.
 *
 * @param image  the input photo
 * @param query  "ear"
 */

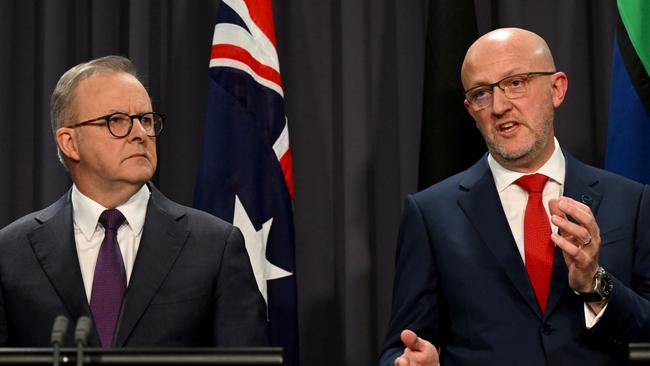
xmin=550 ymin=72 xmax=568 ymax=108
xmin=55 ymin=127 xmax=81 ymax=162
xmin=463 ymin=99 xmax=478 ymax=121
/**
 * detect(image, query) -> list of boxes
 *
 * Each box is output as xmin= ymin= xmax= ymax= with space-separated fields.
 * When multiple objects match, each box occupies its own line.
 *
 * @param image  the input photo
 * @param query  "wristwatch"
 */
xmin=575 ymin=266 xmax=613 ymax=302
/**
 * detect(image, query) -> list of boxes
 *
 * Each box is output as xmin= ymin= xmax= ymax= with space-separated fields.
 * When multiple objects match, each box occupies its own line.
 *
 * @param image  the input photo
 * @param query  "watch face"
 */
xmin=597 ymin=268 xmax=613 ymax=298
xmin=574 ymin=267 xmax=613 ymax=302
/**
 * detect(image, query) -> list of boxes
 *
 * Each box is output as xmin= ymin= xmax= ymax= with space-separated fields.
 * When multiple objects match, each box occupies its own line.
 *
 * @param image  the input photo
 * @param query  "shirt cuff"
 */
xmin=584 ymin=302 xmax=608 ymax=329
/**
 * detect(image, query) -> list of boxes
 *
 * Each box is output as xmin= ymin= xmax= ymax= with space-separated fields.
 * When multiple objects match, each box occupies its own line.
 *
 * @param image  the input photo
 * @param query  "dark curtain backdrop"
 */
xmin=0 ymin=1 xmax=617 ymax=365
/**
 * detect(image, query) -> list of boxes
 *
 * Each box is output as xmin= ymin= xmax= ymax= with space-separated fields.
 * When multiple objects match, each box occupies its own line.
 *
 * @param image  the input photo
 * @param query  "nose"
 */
xmin=128 ymin=117 xmax=149 ymax=140
xmin=491 ymin=86 xmax=512 ymax=116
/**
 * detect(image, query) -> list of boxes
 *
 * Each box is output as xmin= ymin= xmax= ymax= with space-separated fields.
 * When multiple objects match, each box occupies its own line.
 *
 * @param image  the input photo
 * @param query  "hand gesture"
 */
xmin=394 ymin=330 xmax=439 ymax=366
xmin=549 ymin=196 xmax=600 ymax=296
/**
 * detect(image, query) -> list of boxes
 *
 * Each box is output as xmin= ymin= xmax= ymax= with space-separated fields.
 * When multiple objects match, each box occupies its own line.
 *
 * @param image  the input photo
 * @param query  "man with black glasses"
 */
xmin=0 ymin=56 xmax=268 ymax=347
xmin=380 ymin=28 xmax=650 ymax=365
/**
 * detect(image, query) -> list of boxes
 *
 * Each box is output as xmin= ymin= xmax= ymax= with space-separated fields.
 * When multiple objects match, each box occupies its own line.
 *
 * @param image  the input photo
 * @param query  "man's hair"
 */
xmin=50 ymin=55 xmax=138 ymax=166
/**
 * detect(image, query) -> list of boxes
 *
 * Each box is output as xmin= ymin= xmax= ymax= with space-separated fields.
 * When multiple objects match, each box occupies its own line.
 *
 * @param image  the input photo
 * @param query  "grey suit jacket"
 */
xmin=0 ymin=184 xmax=268 ymax=347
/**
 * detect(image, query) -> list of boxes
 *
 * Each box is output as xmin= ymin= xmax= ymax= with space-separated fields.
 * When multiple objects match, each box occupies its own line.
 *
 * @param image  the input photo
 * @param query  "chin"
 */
xmin=124 ymin=158 xmax=156 ymax=172
xmin=123 ymin=168 xmax=155 ymax=185
xmin=501 ymin=148 xmax=534 ymax=161
xmin=489 ymin=140 xmax=535 ymax=160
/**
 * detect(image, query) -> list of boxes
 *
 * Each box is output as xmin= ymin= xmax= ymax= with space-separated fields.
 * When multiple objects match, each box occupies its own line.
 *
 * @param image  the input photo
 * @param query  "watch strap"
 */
xmin=574 ymin=267 xmax=611 ymax=302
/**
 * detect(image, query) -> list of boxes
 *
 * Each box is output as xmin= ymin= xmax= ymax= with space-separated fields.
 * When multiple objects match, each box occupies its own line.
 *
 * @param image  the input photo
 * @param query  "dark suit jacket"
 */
xmin=0 ymin=185 xmax=269 ymax=347
xmin=379 ymin=153 xmax=650 ymax=366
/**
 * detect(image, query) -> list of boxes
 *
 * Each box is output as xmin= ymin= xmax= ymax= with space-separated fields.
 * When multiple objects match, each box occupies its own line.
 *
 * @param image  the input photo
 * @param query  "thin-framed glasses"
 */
xmin=464 ymin=71 xmax=556 ymax=111
xmin=66 ymin=112 xmax=165 ymax=138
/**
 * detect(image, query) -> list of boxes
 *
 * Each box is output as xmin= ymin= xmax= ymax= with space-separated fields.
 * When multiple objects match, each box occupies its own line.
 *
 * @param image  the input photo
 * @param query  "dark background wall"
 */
xmin=0 ymin=1 xmax=617 ymax=365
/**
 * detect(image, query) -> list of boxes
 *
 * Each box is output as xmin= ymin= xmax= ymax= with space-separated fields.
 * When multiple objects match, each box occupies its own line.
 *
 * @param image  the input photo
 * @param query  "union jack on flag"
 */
xmin=193 ymin=0 xmax=299 ymax=365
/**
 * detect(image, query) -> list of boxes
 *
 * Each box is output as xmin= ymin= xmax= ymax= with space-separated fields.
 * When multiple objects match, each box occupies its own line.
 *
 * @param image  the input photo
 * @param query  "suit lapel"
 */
xmin=544 ymin=246 xmax=569 ymax=317
xmin=457 ymin=158 xmax=542 ymax=318
xmin=561 ymin=153 xmax=602 ymax=219
xmin=26 ymin=191 xmax=100 ymax=346
xmin=544 ymin=152 xmax=602 ymax=317
xmin=114 ymin=188 xmax=189 ymax=346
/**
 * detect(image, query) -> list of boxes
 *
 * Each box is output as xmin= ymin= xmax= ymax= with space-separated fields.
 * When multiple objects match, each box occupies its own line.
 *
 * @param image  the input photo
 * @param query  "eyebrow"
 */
xmin=104 ymin=108 xmax=154 ymax=114
xmin=468 ymin=69 xmax=528 ymax=88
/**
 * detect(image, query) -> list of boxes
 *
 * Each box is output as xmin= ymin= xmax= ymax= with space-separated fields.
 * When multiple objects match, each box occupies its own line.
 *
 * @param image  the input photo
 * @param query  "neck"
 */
xmin=494 ymin=138 xmax=556 ymax=173
xmin=500 ymin=158 xmax=548 ymax=173
xmin=73 ymin=180 xmax=144 ymax=208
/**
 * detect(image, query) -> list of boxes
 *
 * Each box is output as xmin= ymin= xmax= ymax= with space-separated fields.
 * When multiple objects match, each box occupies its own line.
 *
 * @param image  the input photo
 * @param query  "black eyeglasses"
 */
xmin=464 ymin=71 xmax=556 ymax=111
xmin=66 ymin=112 xmax=165 ymax=138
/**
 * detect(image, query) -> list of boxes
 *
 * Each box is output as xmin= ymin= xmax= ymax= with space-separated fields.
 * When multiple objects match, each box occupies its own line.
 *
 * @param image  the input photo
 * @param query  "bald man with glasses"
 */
xmin=380 ymin=28 xmax=650 ymax=366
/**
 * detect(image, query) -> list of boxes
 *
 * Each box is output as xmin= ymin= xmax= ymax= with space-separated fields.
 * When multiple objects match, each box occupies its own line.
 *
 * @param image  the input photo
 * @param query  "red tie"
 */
xmin=515 ymin=174 xmax=554 ymax=313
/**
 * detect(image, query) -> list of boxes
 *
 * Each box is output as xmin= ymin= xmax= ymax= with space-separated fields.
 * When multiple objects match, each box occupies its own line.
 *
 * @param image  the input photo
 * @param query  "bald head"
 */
xmin=458 ymin=27 xmax=568 ymax=172
xmin=461 ymin=28 xmax=556 ymax=89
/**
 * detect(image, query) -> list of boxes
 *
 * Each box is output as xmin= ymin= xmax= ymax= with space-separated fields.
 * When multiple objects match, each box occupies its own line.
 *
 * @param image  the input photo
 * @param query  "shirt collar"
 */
xmin=487 ymin=137 xmax=566 ymax=192
xmin=71 ymin=184 xmax=151 ymax=240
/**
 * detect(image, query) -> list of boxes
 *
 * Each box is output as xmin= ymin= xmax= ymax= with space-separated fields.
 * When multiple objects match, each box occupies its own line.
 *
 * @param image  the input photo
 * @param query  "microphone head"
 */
xmin=50 ymin=315 xmax=70 ymax=346
xmin=74 ymin=316 xmax=92 ymax=346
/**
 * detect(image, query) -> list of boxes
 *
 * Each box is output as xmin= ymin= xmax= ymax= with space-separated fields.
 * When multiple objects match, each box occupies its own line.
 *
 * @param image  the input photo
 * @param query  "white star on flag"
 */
xmin=233 ymin=195 xmax=293 ymax=302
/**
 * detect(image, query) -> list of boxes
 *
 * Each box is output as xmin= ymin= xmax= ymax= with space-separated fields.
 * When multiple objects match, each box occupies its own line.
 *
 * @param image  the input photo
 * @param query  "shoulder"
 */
xmin=591 ymin=167 xmax=643 ymax=190
xmin=0 ymin=192 xmax=71 ymax=241
xmin=567 ymin=155 xmax=645 ymax=194
xmin=411 ymin=156 xmax=490 ymax=204
xmin=148 ymin=186 xmax=235 ymax=234
xmin=0 ymin=211 xmax=41 ymax=240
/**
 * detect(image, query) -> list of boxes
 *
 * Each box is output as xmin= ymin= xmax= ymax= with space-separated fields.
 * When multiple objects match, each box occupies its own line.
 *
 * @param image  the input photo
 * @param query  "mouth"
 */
xmin=496 ymin=121 xmax=520 ymax=135
xmin=125 ymin=153 xmax=148 ymax=161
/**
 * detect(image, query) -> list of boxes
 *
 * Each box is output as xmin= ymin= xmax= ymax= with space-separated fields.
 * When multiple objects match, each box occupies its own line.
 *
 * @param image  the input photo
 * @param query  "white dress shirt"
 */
xmin=487 ymin=137 xmax=605 ymax=326
xmin=487 ymin=138 xmax=565 ymax=260
xmin=71 ymin=184 xmax=150 ymax=302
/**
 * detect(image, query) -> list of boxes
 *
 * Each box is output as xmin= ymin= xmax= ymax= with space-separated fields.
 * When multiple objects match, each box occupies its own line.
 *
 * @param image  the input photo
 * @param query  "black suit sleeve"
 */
xmin=379 ymin=195 xmax=440 ymax=365
xmin=213 ymin=225 xmax=269 ymax=346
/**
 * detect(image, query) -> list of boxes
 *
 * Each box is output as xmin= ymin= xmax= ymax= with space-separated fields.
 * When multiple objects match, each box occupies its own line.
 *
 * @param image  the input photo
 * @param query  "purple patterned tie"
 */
xmin=90 ymin=209 xmax=127 ymax=347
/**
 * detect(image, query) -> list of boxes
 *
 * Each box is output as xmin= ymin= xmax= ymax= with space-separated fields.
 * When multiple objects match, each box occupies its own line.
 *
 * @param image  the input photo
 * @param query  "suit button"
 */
xmin=542 ymin=323 xmax=555 ymax=335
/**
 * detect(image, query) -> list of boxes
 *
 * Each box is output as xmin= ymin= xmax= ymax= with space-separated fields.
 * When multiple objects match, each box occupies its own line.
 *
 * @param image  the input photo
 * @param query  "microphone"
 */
xmin=74 ymin=316 xmax=91 ymax=346
xmin=74 ymin=316 xmax=92 ymax=366
xmin=50 ymin=315 xmax=69 ymax=366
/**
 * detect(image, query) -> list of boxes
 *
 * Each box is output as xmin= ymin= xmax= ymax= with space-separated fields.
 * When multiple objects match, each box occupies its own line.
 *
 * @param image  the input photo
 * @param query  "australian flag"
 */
xmin=193 ymin=0 xmax=299 ymax=365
